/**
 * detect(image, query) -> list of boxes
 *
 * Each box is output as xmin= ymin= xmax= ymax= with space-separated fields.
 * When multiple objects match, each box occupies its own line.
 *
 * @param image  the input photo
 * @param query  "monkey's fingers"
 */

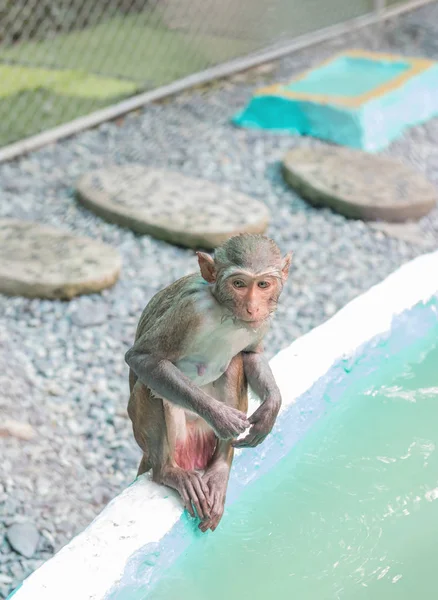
xmin=249 ymin=433 xmax=267 ymax=448
xmin=229 ymin=408 xmax=251 ymax=427
xmin=231 ymin=436 xmax=253 ymax=448
xmin=224 ymin=406 xmax=251 ymax=436
xmin=231 ymin=430 xmax=256 ymax=447
xmin=232 ymin=428 xmax=266 ymax=448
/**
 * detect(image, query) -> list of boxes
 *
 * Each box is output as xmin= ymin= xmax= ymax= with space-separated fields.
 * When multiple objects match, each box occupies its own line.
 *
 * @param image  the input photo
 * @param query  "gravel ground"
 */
xmin=1 ymin=3 xmax=438 ymax=597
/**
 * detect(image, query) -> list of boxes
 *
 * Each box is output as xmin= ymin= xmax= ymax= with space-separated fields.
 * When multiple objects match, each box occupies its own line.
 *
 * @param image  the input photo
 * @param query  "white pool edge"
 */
xmin=10 ymin=249 xmax=438 ymax=600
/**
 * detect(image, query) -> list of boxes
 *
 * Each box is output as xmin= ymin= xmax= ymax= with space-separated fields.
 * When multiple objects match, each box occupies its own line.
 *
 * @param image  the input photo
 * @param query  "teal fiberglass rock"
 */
xmin=232 ymin=49 xmax=438 ymax=151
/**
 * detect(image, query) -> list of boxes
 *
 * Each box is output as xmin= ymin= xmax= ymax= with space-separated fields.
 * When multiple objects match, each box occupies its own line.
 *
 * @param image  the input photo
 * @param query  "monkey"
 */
xmin=125 ymin=233 xmax=292 ymax=532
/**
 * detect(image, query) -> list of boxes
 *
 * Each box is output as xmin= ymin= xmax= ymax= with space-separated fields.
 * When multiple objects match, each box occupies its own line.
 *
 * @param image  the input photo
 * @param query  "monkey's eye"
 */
xmin=232 ymin=279 xmax=246 ymax=289
xmin=258 ymin=281 xmax=270 ymax=289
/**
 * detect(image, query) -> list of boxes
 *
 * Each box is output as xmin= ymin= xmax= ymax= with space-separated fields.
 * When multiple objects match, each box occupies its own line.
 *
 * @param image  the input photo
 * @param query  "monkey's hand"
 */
xmin=207 ymin=401 xmax=250 ymax=440
xmin=232 ymin=398 xmax=280 ymax=448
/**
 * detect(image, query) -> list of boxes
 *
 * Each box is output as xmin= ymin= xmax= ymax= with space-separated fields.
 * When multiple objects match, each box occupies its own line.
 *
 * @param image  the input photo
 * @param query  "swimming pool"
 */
xmin=145 ymin=303 xmax=438 ymax=600
xmin=8 ymin=250 xmax=438 ymax=600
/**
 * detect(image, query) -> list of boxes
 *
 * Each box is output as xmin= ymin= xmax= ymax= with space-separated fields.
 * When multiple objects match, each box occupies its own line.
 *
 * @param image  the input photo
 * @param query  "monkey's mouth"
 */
xmin=240 ymin=316 xmax=269 ymax=327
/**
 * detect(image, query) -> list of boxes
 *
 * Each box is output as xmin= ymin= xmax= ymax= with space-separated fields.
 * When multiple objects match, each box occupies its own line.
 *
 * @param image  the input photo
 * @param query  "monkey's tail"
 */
xmin=137 ymin=454 xmax=152 ymax=476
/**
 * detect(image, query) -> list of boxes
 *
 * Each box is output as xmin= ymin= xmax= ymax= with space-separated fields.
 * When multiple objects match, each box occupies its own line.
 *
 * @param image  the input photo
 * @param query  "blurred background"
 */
xmin=0 ymin=0 xmax=423 ymax=148
xmin=1 ymin=1 xmax=438 ymax=598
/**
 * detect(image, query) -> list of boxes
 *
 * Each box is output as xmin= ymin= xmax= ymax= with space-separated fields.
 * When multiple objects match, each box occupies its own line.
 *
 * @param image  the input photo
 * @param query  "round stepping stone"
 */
xmin=76 ymin=165 xmax=270 ymax=249
xmin=0 ymin=219 xmax=121 ymax=300
xmin=282 ymin=145 xmax=437 ymax=222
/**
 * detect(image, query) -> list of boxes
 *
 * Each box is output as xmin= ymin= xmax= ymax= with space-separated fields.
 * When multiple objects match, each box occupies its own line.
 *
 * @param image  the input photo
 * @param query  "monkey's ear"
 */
xmin=196 ymin=252 xmax=217 ymax=283
xmin=281 ymin=252 xmax=293 ymax=282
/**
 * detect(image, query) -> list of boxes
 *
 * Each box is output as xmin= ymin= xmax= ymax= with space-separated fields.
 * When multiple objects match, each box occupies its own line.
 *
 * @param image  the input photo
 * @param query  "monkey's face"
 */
xmin=196 ymin=239 xmax=292 ymax=328
xmin=221 ymin=272 xmax=282 ymax=326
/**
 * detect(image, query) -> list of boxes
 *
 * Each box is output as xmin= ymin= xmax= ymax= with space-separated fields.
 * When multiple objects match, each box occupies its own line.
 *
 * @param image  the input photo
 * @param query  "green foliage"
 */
xmin=0 ymin=64 xmax=138 ymax=99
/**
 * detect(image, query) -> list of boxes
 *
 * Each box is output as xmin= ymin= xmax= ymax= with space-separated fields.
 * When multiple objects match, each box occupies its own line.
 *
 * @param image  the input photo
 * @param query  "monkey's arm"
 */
xmin=232 ymin=348 xmax=281 ymax=448
xmin=125 ymin=349 xmax=249 ymax=439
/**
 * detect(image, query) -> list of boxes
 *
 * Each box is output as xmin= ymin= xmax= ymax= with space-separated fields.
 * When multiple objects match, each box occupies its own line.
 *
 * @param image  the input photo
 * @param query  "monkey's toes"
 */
xmin=198 ymin=511 xmax=222 ymax=533
xmin=183 ymin=472 xmax=211 ymax=520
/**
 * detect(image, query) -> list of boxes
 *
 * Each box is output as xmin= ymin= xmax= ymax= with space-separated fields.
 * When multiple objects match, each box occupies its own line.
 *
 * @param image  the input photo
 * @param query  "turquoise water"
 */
xmin=285 ymin=56 xmax=410 ymax=98
xmin=148 ymin=335 xmax=438 ymax=599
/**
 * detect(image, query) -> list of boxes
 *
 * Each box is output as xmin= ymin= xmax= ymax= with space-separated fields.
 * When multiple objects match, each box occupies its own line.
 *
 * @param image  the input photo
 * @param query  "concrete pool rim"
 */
xmin=8 ymin=249 xmax=438 ymax=600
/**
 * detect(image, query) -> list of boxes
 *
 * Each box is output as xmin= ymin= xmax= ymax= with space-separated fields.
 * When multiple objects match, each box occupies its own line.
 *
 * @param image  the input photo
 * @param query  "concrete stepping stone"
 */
xmin=282 ymin=145 xmax=437 ymax=222
xmin=0 ymin=219 xmax=121 ymax=300
xmin=76 ymin=165 xmax=270 ymax=249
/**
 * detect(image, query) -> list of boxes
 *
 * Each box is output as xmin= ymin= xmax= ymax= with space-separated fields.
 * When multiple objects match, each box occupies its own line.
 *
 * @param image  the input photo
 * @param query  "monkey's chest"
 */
xmin=176 ymin=322 xmax=257 ymax=386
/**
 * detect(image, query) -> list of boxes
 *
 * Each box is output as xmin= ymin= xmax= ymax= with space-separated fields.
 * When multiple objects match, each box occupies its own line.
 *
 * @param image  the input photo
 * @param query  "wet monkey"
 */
xmin=126 ymin=234 xmax=292 ymax=532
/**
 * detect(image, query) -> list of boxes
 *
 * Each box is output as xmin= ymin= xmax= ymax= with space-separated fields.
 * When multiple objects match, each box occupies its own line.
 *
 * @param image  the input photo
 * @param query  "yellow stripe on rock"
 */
xmin=254 ymin=50 xmax=436 ymax=108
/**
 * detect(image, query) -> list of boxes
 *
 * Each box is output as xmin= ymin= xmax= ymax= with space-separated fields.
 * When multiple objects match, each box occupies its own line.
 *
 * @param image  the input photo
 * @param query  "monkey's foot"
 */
xmin=160 ymin=466 xmax=211 ymax=521
xmin=199 ymin=467 xmax=228 ymax=532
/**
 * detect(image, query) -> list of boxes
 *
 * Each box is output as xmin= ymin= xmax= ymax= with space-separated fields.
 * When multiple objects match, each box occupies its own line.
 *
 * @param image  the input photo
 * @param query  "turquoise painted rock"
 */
xmin=233 ymin=49 xmax=438 ymax=151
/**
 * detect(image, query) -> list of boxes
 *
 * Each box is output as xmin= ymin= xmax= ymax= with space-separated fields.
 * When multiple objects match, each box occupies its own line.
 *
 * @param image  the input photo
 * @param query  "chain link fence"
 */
xmin=0 ymin=0 xmax=424 ymax=149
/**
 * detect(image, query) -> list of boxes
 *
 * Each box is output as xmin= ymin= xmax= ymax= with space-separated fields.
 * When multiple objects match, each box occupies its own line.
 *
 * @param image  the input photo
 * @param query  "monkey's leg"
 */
xmin=128 ymin=381 xmax=210 ymax=520
xmin=200 ymin=354 xmax=248 ymax=532
xmin=128 ymin=380 xmax=153 ymax=475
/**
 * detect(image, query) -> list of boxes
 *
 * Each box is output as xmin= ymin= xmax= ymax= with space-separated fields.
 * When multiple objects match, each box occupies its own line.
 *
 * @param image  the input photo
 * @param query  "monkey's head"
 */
xmin=197 ymin=234 xmax=292 ymax=327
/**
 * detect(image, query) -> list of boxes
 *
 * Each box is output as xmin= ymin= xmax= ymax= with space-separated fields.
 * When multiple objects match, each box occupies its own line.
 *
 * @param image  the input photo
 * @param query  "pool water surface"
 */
xmin=147 ymin=320 xmax=438 ymax=599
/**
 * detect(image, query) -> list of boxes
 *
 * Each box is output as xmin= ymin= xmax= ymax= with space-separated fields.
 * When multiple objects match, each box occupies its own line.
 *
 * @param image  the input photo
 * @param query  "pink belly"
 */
xmin=174 ymin=423 xmax=217 ymax=471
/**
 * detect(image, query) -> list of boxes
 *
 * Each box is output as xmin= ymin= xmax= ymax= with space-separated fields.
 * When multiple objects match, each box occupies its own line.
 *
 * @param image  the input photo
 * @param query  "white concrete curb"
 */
xmin=9 ymin=250 xmax=438 ymax=600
